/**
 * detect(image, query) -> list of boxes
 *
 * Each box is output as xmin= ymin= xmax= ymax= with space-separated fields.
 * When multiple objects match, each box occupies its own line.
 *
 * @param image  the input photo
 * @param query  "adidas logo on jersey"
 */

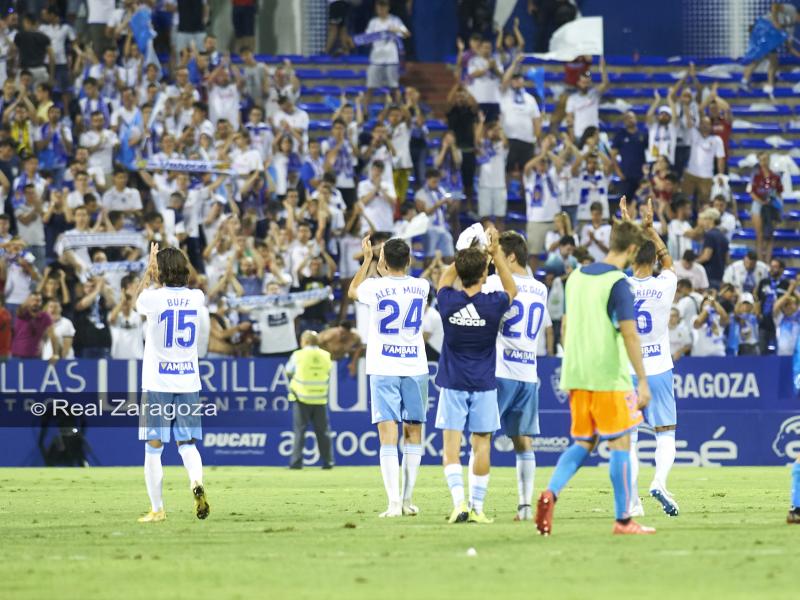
xmin=449 ymin=304 xmax=486 ymax=327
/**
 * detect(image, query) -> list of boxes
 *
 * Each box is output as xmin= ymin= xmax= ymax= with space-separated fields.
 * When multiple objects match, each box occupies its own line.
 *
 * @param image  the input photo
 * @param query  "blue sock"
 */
xmin=792 ymin=462 xmax=800 ymax=509
xmin=609 ymin=450 xmax=632 ymax=521
xmin=548 ymin=444 xmax=590 ymax=496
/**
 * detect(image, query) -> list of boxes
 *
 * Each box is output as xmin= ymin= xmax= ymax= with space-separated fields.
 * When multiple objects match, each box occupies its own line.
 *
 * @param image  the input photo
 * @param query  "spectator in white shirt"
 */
xmin=79 ymin=111 xmax=119 ymax=178
xmin=645 ymin=91 xmax=678 ymax=164
xmin=668 ymin=307 xmax=692 ymax=362
xmin=422 ymin=299 xmax=444 ymax=361
xmin=467 ymin=38 xmax=503 ymax=122
xmin=364 ymin=0 xmax=410 ymax=107
xmin=207 ymin=65 xmax=242 ymax=131
xmin=500 ymin=54 xmax=542 ymax=183
xmin=674 ymin=277 xmax=704 ymax=329
xmin=101 ymin=169 xmax=143 ymax=227
xmin=667 ymin=197 xmax=698 ymax=260
xmin=415 ymin=168 xmax=454 ymax=259
xmin=14 ymin=184 xmax=47 ymax=272
xmin=385 ymin=102 xmax=413 ymax=208
xmin=774 ymin=283 xmax=800 ymax=356
xmin=691 ymin=294 xmax=729 ymax=357
xmin=109 ymin=274 xmax=144 ymax=359
xmin=565 ymin=58 xmax=609 ymax=139
xmin=712 ymin=194 xmax=737 ymax=241
xmin=674 ymin=250 xmax=710 ymax=292
xmin=475 ymin=114 xmax=508 ymax=227
xmin=723 ymin=251 xmax=769 ymax=294
xmin=523 ymin=139 xmax=560 ymax=256
xmin=41 ymin=297 xmax=75 ymax=360
xmin=682 ymin=115 xmax=726 ymax=207
xmin=357 ymin=160 xmax=396 ymax=234
xmin=580 ymin=201 xmax=612 ymax=263
xmin=572 ymin=150 xmax=613 ymax=222
xmin=360 ymin=122 xmax=396 ymax=194
xmin=272 ymin=95 xmax=310 ymax=154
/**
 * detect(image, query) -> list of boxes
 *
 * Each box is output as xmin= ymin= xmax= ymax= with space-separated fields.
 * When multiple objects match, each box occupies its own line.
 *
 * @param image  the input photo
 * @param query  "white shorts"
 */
xmin=478 ymin=187 xmax=507 ymax=218
xmin=367 ymin=64 xmax=400 ymax=89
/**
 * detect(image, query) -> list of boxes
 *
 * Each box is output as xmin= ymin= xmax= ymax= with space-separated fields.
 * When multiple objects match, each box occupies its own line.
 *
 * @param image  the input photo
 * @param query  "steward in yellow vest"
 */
xmin=286 ymin=331 xmax=335 ymax=469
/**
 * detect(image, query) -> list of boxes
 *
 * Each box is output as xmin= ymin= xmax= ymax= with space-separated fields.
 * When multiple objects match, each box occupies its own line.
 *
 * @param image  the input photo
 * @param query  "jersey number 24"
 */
xmin=378 ymin=298 xmax=423 ymax=335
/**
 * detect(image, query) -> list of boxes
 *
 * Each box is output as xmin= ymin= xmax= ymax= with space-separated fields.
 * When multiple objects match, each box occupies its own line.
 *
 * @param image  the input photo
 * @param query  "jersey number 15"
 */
xmin=159 ymin=309 xmax=198 ymax=348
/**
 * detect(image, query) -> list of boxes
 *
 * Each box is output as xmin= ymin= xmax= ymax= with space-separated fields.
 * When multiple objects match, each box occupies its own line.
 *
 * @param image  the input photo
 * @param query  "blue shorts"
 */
xmin=435 ymin=387 xmax=500 ymax=434
xmin=369 ymin=374 xmax=429 ymax=424
xmin=424 ymin=226 xmax=455 ymax=258
xmin=633 ymin=370 xmax=677 ymax=428
xmin=496 ymin=378 xmax=540 ymax=437
xmin=139 ymin=391 xmax=203 ymax=443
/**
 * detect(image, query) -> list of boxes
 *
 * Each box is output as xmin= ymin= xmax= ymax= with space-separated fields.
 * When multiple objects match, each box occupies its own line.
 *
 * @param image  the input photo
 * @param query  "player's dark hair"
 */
xmin=609 ymin=221 xmax=645 ymax=254
xmin=383 ymin=238 xmax=410 ymax=271
xmin=499 ymin=231 xmax=528 ymax=266
xmin=634 ymin=240 xmax=656 ymax=266
xmin=455 ymin=247 xmax=488 ymax=288
xmin=157 ymin=247 xmax=190 ymax=287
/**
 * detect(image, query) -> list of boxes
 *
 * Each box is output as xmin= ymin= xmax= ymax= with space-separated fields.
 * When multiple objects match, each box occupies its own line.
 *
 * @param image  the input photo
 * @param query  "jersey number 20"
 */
xmin=502 ymin=300 xmax=545 ymax=340
xmin=159 ymin=309 xmax=197 ymax=348
xmin=378 ymin=298 xmax=423 ymax=335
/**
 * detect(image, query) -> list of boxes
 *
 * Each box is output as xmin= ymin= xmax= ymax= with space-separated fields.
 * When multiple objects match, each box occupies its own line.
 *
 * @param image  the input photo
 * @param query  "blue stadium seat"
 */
xmin=297 ymin=102 xmax=331 ymax=115
xmin=327 ymin=69 xmax=366 ymax=80
xmin=738 ymin=139 xmax=797 ymax=150
xmin=609 ymin=72 xmax=651 ymax=83
xmin=309 ymin=120 xmax=332 ymax=131
xmin=425 ymin=120 xmax=448 ymax=132
xmin=733 ymin=228 xmax=800 ymax=242
xmin=294 ymin=68 xmax=326 ymax=79
xmin=733 ymin=105 xmax=792 ymax=117
xmin=306 ymin=85 xmax=341 ymax=96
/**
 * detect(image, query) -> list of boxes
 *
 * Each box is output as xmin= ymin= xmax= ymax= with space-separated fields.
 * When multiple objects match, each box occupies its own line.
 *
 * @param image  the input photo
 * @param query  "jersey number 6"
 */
xmin=633 ymin=300 xmax=653 ymax=335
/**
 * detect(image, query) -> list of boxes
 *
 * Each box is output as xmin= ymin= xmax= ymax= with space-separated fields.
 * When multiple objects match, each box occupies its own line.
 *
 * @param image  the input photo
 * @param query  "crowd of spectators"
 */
xmin=0 ymin=1 xmax=798 ymax=364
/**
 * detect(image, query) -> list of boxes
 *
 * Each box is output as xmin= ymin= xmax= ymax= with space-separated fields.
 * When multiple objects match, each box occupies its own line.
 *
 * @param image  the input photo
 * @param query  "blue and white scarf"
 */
xmin=227 ymin=286 xmax=332 ymax=309
xmin=89 ymin=260 xmax=146 ymax=276
xmin=60 ymin=231 xmax=145 ymax=250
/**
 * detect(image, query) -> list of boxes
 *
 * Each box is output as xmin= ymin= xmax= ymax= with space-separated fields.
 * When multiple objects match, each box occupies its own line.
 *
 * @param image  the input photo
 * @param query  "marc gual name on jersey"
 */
xmin=159 ymin=360 xmax=195 ymax=375
xmin=382 ymin=344 xmax=418 ymax=358
xmin=503 ymin=348 xmax=536 ymax=365
xmin=449 ymin=303 xmax=486 ymax=327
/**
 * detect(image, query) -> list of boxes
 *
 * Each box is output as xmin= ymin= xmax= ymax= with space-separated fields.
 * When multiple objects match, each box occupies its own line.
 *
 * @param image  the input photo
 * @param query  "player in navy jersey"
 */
xmin=134 ymin=244 xmax=210 ymax=523
xmin=435 ymin=228 xmax=517 ymax=523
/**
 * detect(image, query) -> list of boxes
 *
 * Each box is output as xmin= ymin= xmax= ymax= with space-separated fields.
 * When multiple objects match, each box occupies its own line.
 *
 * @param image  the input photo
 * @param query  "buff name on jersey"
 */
xmin=503 ymin=348 xmax=536 ymax=364
xmin=158 ymin=361 xmax=195 ymax=375
xmin=382 ymin=344 xmax=418 ymax=358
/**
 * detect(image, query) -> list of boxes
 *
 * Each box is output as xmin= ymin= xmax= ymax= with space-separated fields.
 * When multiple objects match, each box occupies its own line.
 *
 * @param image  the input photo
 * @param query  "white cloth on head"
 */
xmin=456 ymin=223 xmax=488 ymax=251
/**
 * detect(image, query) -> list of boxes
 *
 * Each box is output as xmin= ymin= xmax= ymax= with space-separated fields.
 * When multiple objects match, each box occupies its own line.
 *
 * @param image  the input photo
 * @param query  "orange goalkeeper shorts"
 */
xmin=568 ymin=389 xmax=643 ymax=441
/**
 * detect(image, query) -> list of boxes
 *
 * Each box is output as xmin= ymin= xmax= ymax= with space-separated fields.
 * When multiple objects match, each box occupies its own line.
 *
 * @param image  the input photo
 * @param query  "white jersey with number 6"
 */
xmin=356 ymin=275 xmax=430 ymax=377
xmin=485 ymin=273 xmax=550 ymax=383
xmin=628 ymin=270 xmax=677 ymax=376
xmin=136 ymin=286 xmax=208 ymax=393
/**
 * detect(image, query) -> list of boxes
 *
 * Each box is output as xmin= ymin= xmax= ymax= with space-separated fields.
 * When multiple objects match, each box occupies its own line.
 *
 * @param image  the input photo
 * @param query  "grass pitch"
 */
xmin=0 ymin=466 xmax=795 ymax=599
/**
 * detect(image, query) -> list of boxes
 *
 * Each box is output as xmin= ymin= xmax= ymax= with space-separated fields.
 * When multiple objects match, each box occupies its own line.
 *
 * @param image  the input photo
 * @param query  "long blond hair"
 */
xmin=555 ymin=212 xmax=574 ymax=237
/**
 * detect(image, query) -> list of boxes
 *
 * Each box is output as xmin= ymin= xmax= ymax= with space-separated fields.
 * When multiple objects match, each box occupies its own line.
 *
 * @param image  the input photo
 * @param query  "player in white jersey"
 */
xmin=348 ymin=237 xmax=431 ymax=517
xmin=484 ymin=232 xmax=552 ymax=521
xmin=134 ymin=245 xmax=211 ymax=523
xmin=622 ymin=198 xmax=679 ymax=517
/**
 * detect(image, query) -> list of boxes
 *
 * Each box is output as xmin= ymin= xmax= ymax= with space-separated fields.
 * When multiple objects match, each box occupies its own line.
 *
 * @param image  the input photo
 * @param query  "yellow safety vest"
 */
xmin=288 ymin=346 xmax=332 ymax=405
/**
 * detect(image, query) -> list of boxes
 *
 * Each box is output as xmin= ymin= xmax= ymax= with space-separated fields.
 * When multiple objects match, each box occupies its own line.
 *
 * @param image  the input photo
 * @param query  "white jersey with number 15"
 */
xmin=628 ymin=270 xmax=677 ymax=376
xmin=136 ymin=287 xmax=208 ymax=393
xmin=485 ymin=273 xmax=550 ymax=383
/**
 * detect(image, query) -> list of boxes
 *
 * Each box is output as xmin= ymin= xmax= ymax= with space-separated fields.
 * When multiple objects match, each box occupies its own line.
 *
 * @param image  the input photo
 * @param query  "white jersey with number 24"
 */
xmin=628 ymin=270 xmax=677 ymax=376
xmin=136 ymin=286 xmax=208 ymax=393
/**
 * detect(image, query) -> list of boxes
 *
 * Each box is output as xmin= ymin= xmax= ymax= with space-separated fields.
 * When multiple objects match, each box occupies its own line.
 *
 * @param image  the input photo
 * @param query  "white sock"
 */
xmin=515 ymin=450 xmax=536 ymax=506
xmin=402 ymin=444 xmax=423 ymax=503
xmin=630 ymin=428 xmax=640 ymax=499
xmin=379 ymin=445 xmax=400 ymax=505
xmin=144 ymin=444 xmax=164 ymax=512
xmin=178 ymin=443 xmax=203 ymax=486
xmin=467 ymin=450 xmax=475 ymax=502
xmin=444 ymin=463 xmax=464 ymax=508
xmin=470 ymin=474 xmax=490 ymax=513
xmin=653 ymin=431 xmax=676 ymax=490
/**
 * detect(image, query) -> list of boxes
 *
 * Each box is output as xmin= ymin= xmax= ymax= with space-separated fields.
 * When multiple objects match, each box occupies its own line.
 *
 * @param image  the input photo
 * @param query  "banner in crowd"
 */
xmin=0 ymin=357 xmax=798 ymax=467
xmin=59 ymin=231 xmax=147 ymax=250
xmin=140 ymin=157 xmax=236 ymax=175
xmin=225 ymin=287 xmax=332 ymax=309
xmin=530 ymin=16 xmax=604 ymax=62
